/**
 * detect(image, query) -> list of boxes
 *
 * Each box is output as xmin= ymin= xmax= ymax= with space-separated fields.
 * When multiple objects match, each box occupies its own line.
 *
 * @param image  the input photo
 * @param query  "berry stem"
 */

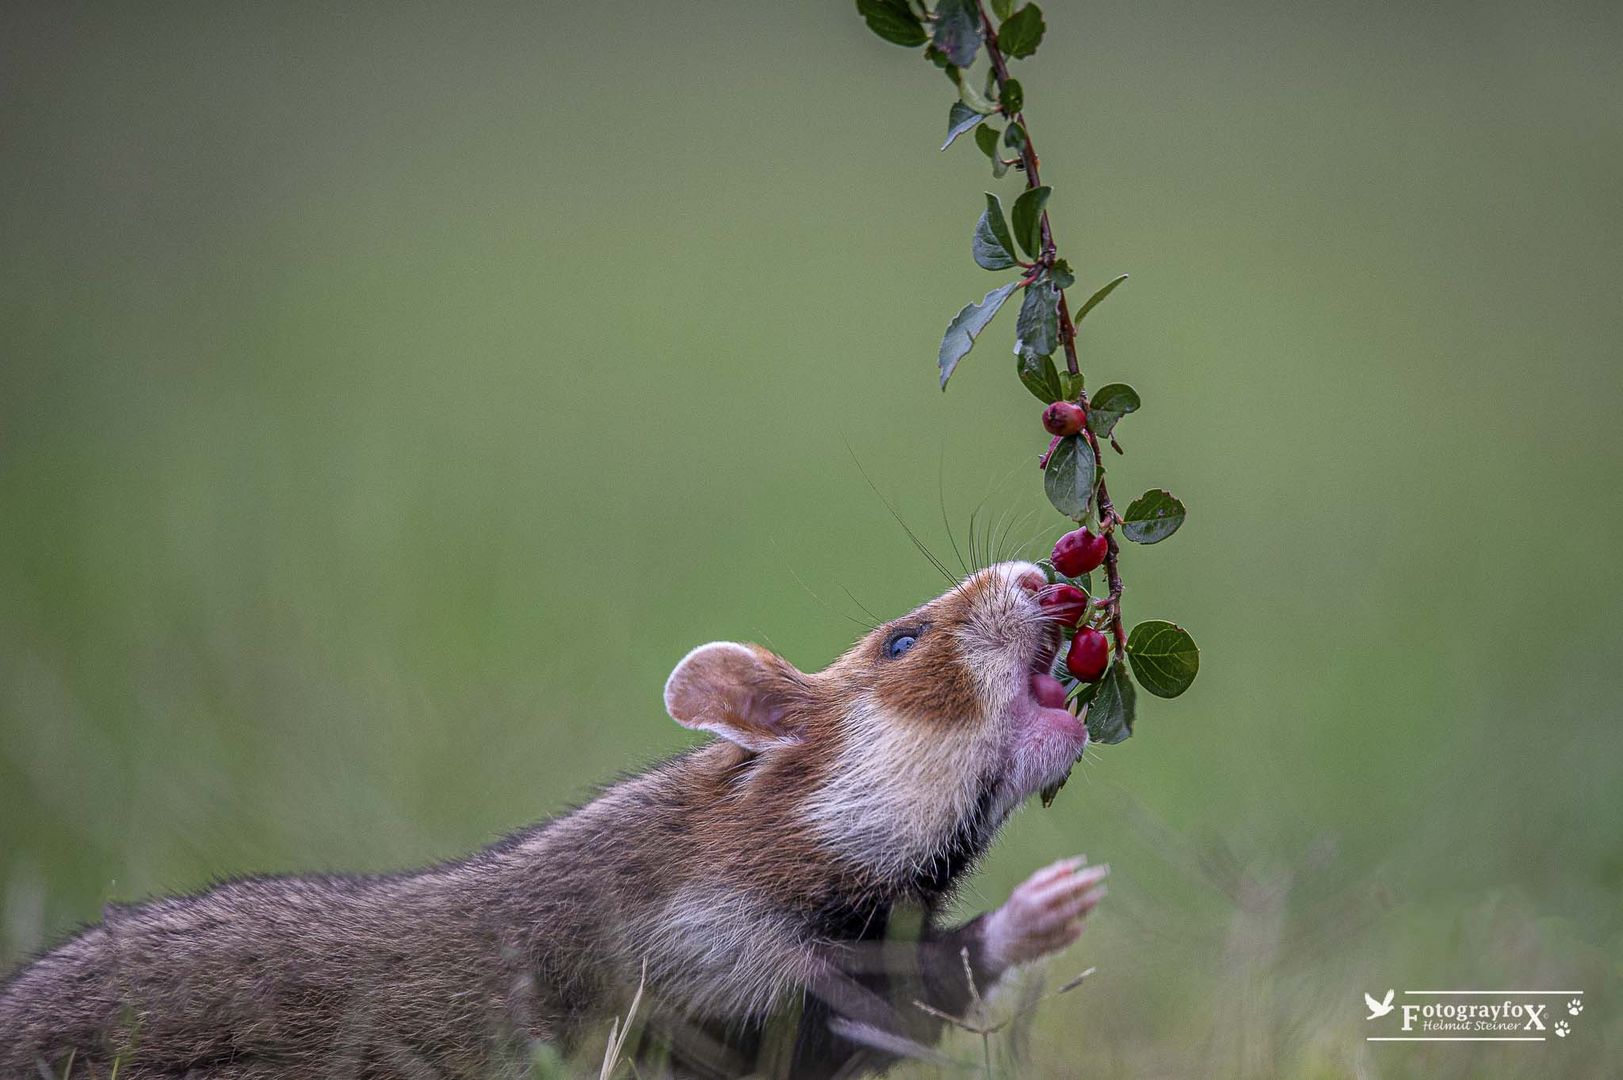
xmin=976 ymin=0 xmax=1127 ymax=653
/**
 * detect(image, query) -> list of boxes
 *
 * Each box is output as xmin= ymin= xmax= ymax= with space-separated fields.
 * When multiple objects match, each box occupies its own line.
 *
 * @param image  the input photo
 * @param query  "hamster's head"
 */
xmin=663 ymin=561 xmax=1086 ymax=883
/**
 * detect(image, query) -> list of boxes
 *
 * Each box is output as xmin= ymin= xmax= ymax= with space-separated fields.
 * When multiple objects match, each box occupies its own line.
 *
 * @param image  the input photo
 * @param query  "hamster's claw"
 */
xmin=982 ymin=856 xmax=1109 ymax=971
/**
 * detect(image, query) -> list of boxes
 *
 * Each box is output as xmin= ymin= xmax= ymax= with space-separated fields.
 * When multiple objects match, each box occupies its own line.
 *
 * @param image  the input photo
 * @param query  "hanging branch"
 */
xmin=856 ymin=0 xmax=1201 ymax=754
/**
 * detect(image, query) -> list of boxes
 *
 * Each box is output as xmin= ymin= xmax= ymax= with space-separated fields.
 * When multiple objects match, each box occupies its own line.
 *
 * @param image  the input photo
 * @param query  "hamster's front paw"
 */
xmin=982 ymin=856 xmax=1109 ymax=971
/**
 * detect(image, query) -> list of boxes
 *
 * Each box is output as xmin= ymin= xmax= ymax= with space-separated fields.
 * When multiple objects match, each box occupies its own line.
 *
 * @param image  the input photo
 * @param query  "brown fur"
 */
xmin=1 ymin=564 xmax=1074 ymax=1079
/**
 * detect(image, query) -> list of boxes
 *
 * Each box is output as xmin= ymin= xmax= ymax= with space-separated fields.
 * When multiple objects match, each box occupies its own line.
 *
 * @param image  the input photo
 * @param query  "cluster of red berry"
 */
xmin=1039 ymin=525 xmax=1110 ymax=683
xmin=1035 ymin=396 xmax=1113 ymax=684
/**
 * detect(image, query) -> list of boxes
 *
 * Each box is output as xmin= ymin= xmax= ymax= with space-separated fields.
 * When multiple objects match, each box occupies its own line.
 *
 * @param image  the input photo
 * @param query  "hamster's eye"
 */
xmin=884 ymin=627 xmax=923 ymax=660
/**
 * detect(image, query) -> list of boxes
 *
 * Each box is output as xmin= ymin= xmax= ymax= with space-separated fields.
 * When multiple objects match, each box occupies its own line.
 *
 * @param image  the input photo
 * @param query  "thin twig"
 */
xmin=1055 ymin=966 xmax=1098 ymax=995
xmin=960 ymin=946 xmax=983 ymax=1014
xmin=912 ymin=997 xmax=1009 ymax=1037
xmin=600 ymin=960 xmax=647 ymax=1080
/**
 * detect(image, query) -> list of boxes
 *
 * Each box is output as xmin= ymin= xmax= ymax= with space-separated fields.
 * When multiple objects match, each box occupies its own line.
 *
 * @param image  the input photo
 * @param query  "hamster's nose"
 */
xmin=992 ymin=560 xmax=1048 ymax=599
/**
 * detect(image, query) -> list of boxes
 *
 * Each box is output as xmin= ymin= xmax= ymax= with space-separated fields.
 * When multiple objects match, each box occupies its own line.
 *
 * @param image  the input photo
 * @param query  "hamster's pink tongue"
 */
xmin=1030 ymin=671 xmax=1068 ymax=709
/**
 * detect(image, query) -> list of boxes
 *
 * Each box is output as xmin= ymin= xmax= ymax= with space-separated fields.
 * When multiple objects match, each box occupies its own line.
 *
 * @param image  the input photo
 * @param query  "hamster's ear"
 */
xmin=663 ymin=642 xmax=802 ymax=751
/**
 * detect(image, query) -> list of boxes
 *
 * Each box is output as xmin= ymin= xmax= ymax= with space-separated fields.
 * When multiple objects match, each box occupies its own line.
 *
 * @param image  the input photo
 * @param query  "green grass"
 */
xmin=2 ymin=1 xmax=1621 ymax=1076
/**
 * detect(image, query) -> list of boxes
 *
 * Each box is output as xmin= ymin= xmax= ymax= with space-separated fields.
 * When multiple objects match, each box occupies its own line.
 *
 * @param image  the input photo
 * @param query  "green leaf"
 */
xmin=1087 ymin=383 xmax=1140 ymax=437
xmin=1001 ymin=78 xmax=1024 ymax=115
xmin=931 ymin=0 xmax=982 ymax=68
xmin=855 ymin=0 xmax=928 ymax=47
xmin=1011 ymin=185 xmax=1050 ymax=260
xmin=1073 ymin=273 xmax=1128 ymax=324
xmin=942 ymin=101 xmax=986 ymax=150
xmin=1058 ymin=369 xmax=1083 ymax=401
xmin=1082 ymin=660 xmax=1136 ymax=744
xmin=1019 ymin=357 xmax=1081 ymax=406
xmin=991 ymin=0 xmax=1015 ymax=19
xmin=1049 ymin=257 xmax=1075 ymax=289
xmin=1043 ymin=434 xmax=1096 ymax=519
xmin=1126 ymin=620 xmax=1199 ymax=698
xmin=958 ymin=74 xmax=998 ymax=115
xmin=998 ymin=4 xmax=1046 ymax=59
xmin=1017 ymin=352 xmax=1064 ymax=403
xmin=973 ymin=194 xmax=1018 ymax=271
xmin=1003 ymin=121 xmax=1027 ymax=154
xmin=991 ymin=154 xmax=1011 ymax=179
xmin=1015 ymin=277 xmax=1060 ymax=359
xmin=939 ymin=282 xmax=1019 ymax=389
xmin=974 ymin=123 xmax=1001 ymax=160
xmin=1121 ymin=489 xmax=1186 ymax=544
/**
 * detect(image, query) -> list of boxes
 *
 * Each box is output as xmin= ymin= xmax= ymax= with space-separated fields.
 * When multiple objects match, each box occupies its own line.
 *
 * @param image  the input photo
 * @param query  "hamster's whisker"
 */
xmin=769 ymin=539 xmax=881 ymax=632
xmin=1009 ymin=518 xmax=1051 ymax=564
xmin=992 ymin=506 xmax=1036 ymax=566
xmin=937 ymin=452 xmax=970 ymax=578
xmin=979 ymin=511 xmax=998 ymax=573
xmin=846 ymin=444 xmax=958 ymax=587
xmin=837 ymin=586 xmax=884 ymax=633
xmin=986 ymin=506 xmax=1010 ymax=568
xmin=963 ymin=484 xmax=1003 ymax=573
xmin=1012 ymin=509 xmax=1040 ymax=561
xmin=969 ymin=507 xmax=989 ymax=574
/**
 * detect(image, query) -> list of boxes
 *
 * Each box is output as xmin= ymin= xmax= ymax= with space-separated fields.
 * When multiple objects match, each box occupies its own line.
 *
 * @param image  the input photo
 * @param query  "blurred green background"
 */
xmin=2 ymin=1 xmax=1620 ymax=1075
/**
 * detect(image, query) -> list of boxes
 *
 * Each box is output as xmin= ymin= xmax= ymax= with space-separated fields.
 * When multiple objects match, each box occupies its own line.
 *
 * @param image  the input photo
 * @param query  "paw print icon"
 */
xmin=1554 ymin=1020 xmax=1570 ymax=1038
xmin=1568 ymin=998 xmax=1583 ymax=1016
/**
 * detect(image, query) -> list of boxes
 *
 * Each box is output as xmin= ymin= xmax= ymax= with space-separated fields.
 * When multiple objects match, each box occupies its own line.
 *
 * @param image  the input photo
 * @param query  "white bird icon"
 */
xmin=1365 ymin=989 xmax=1396 ymax=1019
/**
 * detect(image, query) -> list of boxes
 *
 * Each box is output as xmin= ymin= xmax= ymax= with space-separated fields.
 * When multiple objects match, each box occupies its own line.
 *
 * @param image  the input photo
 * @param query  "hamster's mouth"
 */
xmin=1031 ymin=624 xmax=1062 ymax=679
xmin=1023 ymin=625 xmax=1086 ymax=743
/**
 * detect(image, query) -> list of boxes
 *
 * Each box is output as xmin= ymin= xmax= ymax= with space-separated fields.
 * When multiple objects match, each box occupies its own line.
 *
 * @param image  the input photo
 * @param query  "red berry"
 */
xmin=1036 ymin=584 xmax=1089 ymax=626
xmin=1066 ymin=627 xmax=1110 ymax=682
xmin=1050 ymin=528 xmax=1108 ymax=577
xmin=1042 ymin=401 xmax=1086 ymax=437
